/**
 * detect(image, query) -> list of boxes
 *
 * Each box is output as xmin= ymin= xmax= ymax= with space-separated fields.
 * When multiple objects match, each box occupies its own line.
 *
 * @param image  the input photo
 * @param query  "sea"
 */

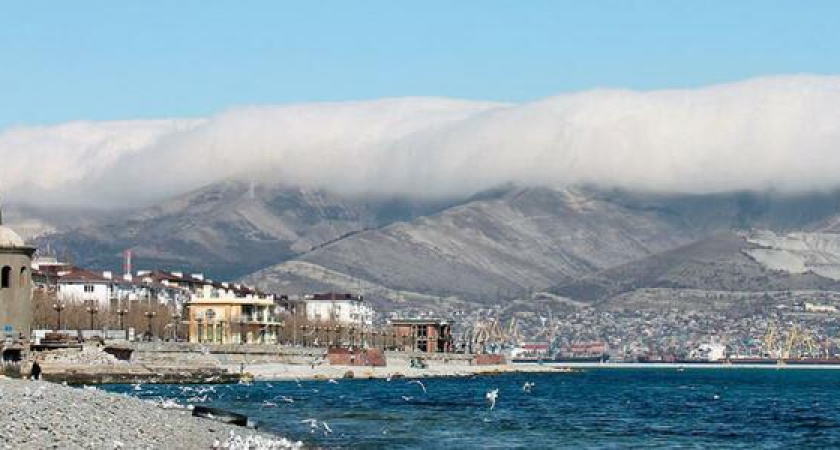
xmin=100 ymin=368 xmax=840 ymax=449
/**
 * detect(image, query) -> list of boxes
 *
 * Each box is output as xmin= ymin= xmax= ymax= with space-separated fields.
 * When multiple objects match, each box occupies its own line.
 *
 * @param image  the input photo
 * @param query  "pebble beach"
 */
xmin=0 ymin=377 xmax=301 ymax=449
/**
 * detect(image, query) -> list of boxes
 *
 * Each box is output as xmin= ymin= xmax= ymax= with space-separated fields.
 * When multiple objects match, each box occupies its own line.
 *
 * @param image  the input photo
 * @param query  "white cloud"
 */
xmin=3 ymin=75 xmax=840 ymax=207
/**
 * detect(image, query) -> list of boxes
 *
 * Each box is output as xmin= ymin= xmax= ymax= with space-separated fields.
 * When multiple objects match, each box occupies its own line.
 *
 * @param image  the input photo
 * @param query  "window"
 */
xmin=84 ymin=285 xmax=95 ymax=293
xmin=0 ymin=266 xmax=10 ymax=288
xmin=19 ymin=267 xmax=27 ymax=287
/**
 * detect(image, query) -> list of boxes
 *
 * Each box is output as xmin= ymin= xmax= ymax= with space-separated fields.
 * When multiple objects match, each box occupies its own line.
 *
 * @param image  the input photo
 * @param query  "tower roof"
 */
xmin=0 ymin=226 xmax=25 ymax=248
xmin=0 ymin=200 xmax=26 ymax=248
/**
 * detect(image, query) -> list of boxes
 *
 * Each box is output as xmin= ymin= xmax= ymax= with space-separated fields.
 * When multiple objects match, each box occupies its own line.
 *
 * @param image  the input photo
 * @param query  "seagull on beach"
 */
xmin=486 ymin=388 xmax=499 ymax=410
xmin=407 ymin=380 xmax=427 ymax=394
xmin=522 ymin=381 xmax=535 ymax=393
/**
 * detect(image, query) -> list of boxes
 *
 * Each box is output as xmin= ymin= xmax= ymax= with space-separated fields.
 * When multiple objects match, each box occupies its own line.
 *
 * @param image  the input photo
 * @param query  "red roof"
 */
xmin=57 ymin=267 xmax=111 ymax=283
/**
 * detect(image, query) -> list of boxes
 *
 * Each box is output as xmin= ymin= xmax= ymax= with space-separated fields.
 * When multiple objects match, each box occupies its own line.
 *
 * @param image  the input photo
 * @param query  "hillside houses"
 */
xmin=34 ymin=264 xmax=285 ymax=314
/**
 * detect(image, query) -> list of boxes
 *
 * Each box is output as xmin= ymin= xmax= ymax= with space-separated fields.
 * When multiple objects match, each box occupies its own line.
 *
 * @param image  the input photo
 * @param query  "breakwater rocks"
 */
xmin=0 ymin=377 xmax=302 ymax=449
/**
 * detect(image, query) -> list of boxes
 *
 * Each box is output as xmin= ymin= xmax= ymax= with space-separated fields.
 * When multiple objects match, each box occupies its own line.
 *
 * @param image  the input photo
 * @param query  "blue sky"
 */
xmin=1 ymin=0 xmax=839 ymax=130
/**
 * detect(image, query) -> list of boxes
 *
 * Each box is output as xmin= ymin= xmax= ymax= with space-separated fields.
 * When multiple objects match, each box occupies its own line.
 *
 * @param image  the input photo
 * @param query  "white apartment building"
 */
xmin=302 ymin=293 xmax=374 ymax=327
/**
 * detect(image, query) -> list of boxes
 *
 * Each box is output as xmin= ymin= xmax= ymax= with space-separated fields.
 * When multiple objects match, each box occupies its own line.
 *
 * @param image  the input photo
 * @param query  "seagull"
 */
xmin=301 ymin=419 xmax=319 ymax=433
xmin=407 ymin=380 xmax=427 ymax=394
xmin=132 ymin=383 xmax=142 ymax=391
xmin=322 ymin=422 xmax=332 ymax=434
xmin=327 ymin=379 xmax=339 ymax=384
xmin=401 ymin=395 xmax=414 ymax=402
xmin=522 ymin=382 xmax=535 ymax=393
xmin=486 ymin=388 xmax=499 ymax=410
xmin=262 ymin=400 xmax=278 ymax=407
xmin=278 ymin=395 xmax=295 ymax=403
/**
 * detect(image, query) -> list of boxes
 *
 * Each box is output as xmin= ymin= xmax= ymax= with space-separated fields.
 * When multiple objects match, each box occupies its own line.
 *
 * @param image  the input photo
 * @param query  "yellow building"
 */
xmin=186 ymin=283 xmax=283 ymax=344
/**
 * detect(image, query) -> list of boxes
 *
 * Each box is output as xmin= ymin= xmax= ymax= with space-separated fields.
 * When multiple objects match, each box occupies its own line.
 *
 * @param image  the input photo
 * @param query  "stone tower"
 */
xmin=0 ymin=201 xmax=35 ymax=347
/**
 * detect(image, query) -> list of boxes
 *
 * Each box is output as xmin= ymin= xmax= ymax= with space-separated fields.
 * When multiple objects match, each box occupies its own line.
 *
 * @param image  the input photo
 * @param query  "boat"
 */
xmin=508 ymin=342 xmax=552 ymax=364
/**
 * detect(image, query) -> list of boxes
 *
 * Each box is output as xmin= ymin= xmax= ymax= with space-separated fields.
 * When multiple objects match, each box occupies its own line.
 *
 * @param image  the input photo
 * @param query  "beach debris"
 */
xmin=486 ymin=388 xmax=499 ymax=410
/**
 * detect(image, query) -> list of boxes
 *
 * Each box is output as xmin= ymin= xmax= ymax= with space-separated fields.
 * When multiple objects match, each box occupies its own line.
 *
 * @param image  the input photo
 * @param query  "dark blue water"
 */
xmin=101 ymin=369 xmax=840 ymax=448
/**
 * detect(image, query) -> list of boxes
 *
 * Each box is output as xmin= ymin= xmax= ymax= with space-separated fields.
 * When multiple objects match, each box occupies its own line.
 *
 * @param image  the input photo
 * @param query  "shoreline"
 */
xmin=237 ymin=361 xmax=840 ymax=381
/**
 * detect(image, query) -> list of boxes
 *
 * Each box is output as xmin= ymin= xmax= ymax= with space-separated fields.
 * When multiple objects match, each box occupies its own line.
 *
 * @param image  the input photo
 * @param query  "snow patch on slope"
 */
xmin=744 ymin=230 xmax=840 ymax=280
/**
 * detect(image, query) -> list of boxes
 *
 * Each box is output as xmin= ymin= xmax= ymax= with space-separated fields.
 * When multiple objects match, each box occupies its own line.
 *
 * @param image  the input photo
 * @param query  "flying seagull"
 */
xmin=486 ymin=388 xmax=499 ymax=410
xmin=407 ymin=380 xmax=427 ymax=394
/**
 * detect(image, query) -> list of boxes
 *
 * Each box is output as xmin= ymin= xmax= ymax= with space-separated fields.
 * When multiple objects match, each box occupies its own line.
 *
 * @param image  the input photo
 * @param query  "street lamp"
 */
xmin=86 ymin=303 xmax=99 ymax=331
xmin=116 ymin=308 xmax=128 ymax=331
xmin=144 ymin=311 xmax=157 ymax=340
xmin=52 ymin=303 xmax=66 ymax=331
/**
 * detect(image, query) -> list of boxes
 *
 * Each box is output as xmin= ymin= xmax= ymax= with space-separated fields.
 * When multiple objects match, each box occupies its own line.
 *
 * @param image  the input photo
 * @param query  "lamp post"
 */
xmin=116 ymin=308 xmax=128 ymax=331
xmin=144 ymin=311 xmax=157 ymax=341
xmin=52 ymin=303 xmax=65 ymax=331
xmin=86 ymin=303 xmax=99 ymax=331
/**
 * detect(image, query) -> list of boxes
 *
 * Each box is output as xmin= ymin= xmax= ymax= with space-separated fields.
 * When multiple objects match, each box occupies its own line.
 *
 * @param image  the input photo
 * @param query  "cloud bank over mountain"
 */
xmin=3 ymin=75 xmax=840 ymax=207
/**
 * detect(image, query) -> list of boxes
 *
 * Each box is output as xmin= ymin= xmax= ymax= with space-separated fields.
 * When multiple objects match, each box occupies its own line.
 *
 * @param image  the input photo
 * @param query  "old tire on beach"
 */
xmin=192 ymin=406 xmax=248 ymax=427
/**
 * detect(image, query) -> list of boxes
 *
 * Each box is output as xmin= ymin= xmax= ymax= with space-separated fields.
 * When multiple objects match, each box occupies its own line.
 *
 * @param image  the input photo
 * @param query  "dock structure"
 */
xmin=390 ymin=318 xmax=454 ymax=353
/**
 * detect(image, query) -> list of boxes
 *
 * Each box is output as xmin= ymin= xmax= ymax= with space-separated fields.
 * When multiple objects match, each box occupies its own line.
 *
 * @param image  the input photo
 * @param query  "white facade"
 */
xmin=303 ymin=296 xmax=374 ymax=327
xmin=57 ymin=281 xmax=112 ymax=308
xmin=692 ymin=343 xmax=727 ymax=362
